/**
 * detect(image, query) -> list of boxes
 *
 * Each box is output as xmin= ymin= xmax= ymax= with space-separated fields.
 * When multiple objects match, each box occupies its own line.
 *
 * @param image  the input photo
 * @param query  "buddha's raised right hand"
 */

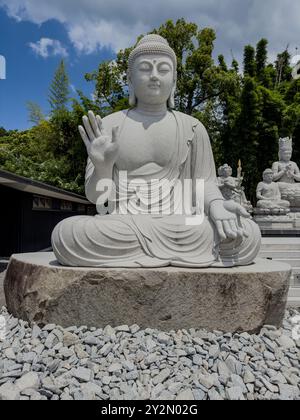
xmin=79 ymin=110 xmax=120 ymax=167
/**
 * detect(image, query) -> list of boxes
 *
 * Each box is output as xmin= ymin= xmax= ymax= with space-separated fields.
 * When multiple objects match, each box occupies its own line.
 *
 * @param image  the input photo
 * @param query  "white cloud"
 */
xmin=0 ymin=55 xmax=6 ymax=79
xmin=68 ymin=20 xmax=148 ymax=53
xmin=29 ymin=38 xmax=68 ymax=58
xmin=291 ymin=55 xmax=300 ymax=65
xmin=1 ymin=0 xmax=300 ymax=61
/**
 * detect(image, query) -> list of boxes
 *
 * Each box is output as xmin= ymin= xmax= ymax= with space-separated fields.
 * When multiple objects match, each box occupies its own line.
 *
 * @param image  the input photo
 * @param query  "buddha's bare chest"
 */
xmin=261 ymin=183 xmax=277 ymax=196
xmin=278 ymin=162 xmax=293 ymax=170
xmin=116 ymin=121 xmax=177 ymax=171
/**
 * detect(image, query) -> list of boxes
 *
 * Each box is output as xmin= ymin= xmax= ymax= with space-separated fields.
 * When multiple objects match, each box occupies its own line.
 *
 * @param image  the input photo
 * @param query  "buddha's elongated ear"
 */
xmin=168 ymin=72 xmax=177 ymax=109
xmin=127 ymin=71 xmax=137 ymax=107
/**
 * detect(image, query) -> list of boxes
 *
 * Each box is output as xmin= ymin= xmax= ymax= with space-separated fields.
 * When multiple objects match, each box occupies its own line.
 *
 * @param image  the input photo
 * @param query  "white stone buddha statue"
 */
xmin=272 ymin=137 xmax=300 ymax=208
xmin=51 ymin=35 xmax=261 ymax=268
xmin=217 ymin=164 xmax=240 ymax=201
xmin=256 ymin=169 xmax=290 ymax=215
xmin=217 ymin=164 xmax=252 ymax=212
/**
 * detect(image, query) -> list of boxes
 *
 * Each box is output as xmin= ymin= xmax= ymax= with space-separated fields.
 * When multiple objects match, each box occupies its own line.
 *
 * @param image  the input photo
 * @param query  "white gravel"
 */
xmin=0 ymin=306 xmax=299 ymax=400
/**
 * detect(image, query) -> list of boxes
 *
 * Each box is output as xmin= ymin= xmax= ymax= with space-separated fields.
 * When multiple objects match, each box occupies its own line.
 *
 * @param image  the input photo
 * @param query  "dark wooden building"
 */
xmin=0 ymin=170 xmax=95 ymax=257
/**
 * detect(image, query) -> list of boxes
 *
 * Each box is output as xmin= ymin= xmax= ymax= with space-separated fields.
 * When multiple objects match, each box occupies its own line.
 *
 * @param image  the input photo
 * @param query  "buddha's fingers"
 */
xmin=215 ymin=220 xmax=226 ymax=241
xmin=230 ymin=219 xmax=243 ymax=239
xmin=78 ymin=125 xmax=90 ymax=151
xmin=229 ymin=219 xmax=238 ymax=234
xmin=236 ymin=226 xmax=245 ymax=239
xmin=88 ymin=111 xmax=101 ymax=138
xmin=96 ymin=115 xmax=105 ymax=135
xmin=237 ymin=205 xmax=251 ymax=219
xmin=237 ymin=215 xmax=249 ymax=238
xmin=82 ymin=115 xmax=95 ymax=142
xmin=112 ymin=126 xmax=120 ymax=143
xmin=223 ymin=220 xmax=237 ymax=239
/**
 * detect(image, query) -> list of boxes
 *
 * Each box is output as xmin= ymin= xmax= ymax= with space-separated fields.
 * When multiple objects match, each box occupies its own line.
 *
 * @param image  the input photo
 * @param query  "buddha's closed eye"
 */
xmin=139 ymin=64 xmax=152 ymax=71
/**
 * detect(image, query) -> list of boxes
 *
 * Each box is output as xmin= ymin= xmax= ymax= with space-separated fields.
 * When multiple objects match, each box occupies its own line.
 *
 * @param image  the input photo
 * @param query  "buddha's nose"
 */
xmin=150 ymin=68 xmax=159 ymax=80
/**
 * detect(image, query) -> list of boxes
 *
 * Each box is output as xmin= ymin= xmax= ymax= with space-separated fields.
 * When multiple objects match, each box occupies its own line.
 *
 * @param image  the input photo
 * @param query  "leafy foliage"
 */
xmin=26 ymin=101 xmax=45 ymax=125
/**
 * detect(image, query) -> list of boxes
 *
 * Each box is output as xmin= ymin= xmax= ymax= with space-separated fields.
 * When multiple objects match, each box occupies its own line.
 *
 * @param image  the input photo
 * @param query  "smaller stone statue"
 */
xmin=256 ymin=169 xmax=290 ymax=215
xmin=217 ymin=163 xmax=252 ymax=212
xmin=272 ymin=137 xmax=300 ymax=208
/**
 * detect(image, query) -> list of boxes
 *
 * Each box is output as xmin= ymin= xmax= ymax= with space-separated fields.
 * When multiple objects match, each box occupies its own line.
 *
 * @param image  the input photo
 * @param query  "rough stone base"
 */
xmin=0 ymin=271 xmax=6 ymax=308
xmin=4 ymin=253 xmax=291 ymax=333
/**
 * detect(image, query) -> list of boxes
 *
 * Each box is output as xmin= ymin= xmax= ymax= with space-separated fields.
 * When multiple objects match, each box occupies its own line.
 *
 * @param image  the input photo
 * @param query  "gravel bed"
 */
xmin=0 ymin=307 xmax=299 ymax=400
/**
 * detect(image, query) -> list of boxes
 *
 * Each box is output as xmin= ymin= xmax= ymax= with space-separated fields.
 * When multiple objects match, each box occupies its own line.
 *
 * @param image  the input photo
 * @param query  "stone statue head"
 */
xmin=218 ymin=164 xmax=232 ymax=178
xmin=127 ymin=34 xmax=177 ymax=108
xmin=263 ymin=169 xmax=274 ymax=183
xmin=279 ymin=137 xmax=293 ymax=162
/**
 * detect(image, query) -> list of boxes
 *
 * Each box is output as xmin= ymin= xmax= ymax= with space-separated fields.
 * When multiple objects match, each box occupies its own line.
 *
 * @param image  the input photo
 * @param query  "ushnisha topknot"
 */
xmin=128 ymin=34 xmax=177 ymax=74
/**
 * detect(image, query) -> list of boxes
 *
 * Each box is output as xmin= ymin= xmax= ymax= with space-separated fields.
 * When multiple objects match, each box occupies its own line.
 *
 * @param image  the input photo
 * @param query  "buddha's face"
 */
xmin=280 ymin=150 xmax=292 ymax=162
xmin=263 ymin=171 xmax=273 ymax=183
xmin=130 ymin=54 xmax=175 ymax=105
xmin=223 ymin=166 xmax=232 ymax=177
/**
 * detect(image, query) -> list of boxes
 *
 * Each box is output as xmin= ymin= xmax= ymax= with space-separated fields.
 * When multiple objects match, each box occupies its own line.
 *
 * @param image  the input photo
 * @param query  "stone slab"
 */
xmin=261 ymin=237 xmax=300 ymax=248
xmin=4 ymin=253 xmax=292 ymax=333
xmin=254 ymin=213 xmax=300 ymax=236
xmin=260 ymin=230 xmax=300 ymax=237
xmin=0 ymin=271 xmax=5 ymax=308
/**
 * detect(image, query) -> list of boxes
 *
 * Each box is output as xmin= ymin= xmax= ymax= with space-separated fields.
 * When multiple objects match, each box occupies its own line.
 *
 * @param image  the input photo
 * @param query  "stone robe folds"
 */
xmin=52 ymin=111 xmax=261 ymax=267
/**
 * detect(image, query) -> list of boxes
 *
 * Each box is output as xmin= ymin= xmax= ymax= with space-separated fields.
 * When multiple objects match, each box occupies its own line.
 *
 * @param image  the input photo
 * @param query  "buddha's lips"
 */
xmin=148 ymin=84 xmax=160 ymax=89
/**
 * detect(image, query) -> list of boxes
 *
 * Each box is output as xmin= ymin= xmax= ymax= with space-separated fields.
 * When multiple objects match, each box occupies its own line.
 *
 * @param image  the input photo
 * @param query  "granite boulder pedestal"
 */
xmin=4 ymin=253 xmax=291 ymax=334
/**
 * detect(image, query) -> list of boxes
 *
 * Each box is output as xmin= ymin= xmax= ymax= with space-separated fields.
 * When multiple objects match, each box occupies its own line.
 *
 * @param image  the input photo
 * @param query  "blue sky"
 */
xmin=0 ymin=0 xmax=300 ymax=131
xmin=0 ymin=9 xmax=113 ymax=130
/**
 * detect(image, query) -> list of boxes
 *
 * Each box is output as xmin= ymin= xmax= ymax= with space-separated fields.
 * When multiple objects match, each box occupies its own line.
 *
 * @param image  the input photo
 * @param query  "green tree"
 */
xmin=218 ymin=55 xmax=228 ymax=72
xmin=257 ymin=86 xmax=284 ymax=170
xmin=255 ymin=39 xmax=268 ymax=74
xmin=275 ymin=49 xmax=292 ymax=86
xmin=243 ymin=45 xmax=256 ymax=77
xmin=49 ymin=60 xmax=70 ymax=113
xmin=0 ymin=121 xmax=85 ymax=194
xmin=231 ymin=59 xmax=239 ymax=74
xmin=26 ymin=101 xmax=45 ymax=125
xmin=255 ymin=38 xmax=268 ymax=84
xmin=232 ymin=77 xmax=262 ymax=201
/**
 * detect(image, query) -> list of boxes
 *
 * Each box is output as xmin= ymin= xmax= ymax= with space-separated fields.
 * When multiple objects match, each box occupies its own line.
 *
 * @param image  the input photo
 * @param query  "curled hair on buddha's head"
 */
xmin=263 ymin=168 xmax=274 ymax=179
xmin=127 ymin=34 xmax=177 ymax=108
xmin=263 ymin=168 xmax=273 ymax=174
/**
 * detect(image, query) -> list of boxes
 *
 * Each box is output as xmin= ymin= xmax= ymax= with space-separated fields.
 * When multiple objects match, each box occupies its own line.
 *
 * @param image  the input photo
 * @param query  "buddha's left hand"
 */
xmin=210 ymin=199 xmax=250 ymax=241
